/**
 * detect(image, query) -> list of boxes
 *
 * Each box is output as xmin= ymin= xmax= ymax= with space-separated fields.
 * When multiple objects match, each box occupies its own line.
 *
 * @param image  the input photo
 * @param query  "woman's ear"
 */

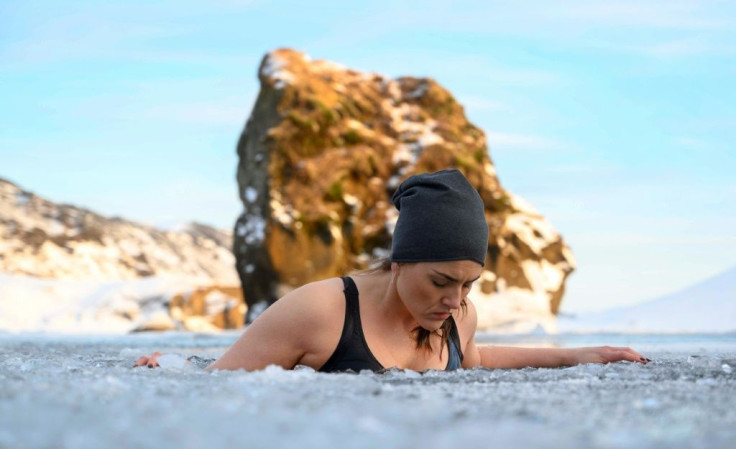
xmin=390 ymin=262 xmax=401 ymax=285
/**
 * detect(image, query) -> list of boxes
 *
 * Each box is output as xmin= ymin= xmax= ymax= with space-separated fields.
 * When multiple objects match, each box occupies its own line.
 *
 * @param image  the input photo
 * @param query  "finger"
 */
xmin=601 ymin=348 xmax=634 ymax=364
xmin=621 ymin=348 xmax=648 ymax=364
xmin=148 ymin=352 xmax=162 ymax=367
xmin=133 ymin=356 xmax=150 ymax=367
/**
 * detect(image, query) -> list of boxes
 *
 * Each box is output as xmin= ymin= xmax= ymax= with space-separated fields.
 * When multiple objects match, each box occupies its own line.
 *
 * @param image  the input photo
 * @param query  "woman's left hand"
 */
xmin=572 ymin=346 xmax=650 ymax=365
xmin=133 ymin=351 xmax=162 ymax=368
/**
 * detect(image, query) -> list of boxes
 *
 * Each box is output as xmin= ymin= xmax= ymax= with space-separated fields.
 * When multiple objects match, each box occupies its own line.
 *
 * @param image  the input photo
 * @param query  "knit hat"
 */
xmin=390 ymin=169 xmax=488 ymax=266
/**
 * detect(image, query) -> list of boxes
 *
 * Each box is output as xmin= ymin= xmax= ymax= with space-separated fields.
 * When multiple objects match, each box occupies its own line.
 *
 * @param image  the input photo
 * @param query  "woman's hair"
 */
xmin=358 ymin=258 xmax=467 ymax=354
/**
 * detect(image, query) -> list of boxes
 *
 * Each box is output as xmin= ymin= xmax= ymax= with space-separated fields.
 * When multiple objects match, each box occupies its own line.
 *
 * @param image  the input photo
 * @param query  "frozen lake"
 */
xmin=1 ymin=331 xmax=735 ymax=449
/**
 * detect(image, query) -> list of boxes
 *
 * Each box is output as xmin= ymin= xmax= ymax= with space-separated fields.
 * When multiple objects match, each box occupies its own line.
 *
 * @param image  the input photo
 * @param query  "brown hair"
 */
xmin=357 ymin=258 xmax=467 ymax=354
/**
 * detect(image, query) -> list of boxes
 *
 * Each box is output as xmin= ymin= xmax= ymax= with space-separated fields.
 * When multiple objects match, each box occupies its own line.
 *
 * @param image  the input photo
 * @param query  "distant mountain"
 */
xmin=0 ymin=177 xmax=242 ymax=333
xmin=560 ymin=266 xmax=736 ymax=333
xmin=0 ymin=177 xmax=237 ymax=283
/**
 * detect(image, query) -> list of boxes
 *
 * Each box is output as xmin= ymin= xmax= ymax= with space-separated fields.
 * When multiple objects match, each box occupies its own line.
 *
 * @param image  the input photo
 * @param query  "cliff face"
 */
xmin=235 ymin=49 xmax=576 ymax=330
xmin=0 ymin=178 xmax=237 ymax=283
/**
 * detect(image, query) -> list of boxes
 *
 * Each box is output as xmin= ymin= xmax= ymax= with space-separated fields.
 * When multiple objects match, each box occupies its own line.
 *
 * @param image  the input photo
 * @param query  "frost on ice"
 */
xmin=0 ymin=333 xmax=734 ymax=449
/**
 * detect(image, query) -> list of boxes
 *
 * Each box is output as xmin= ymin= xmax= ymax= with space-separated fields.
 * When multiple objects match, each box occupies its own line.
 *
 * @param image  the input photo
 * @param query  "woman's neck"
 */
xmin=357 ymin=271 xmax=419 ymax=334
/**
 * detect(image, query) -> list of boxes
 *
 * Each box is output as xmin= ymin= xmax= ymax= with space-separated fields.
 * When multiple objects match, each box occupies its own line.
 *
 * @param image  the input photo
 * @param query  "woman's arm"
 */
xmin=132 ymin=279 xmax=343 ymax=371
xmin=458 ymin=300 xmax=649 ymax=369
xmin=476 ymin=345 xmax=649 ymax=369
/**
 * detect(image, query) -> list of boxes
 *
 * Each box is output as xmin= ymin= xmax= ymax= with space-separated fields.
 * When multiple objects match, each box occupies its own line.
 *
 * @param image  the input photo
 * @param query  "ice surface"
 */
xmin=1 ymin=332 xmax=734 ymax=449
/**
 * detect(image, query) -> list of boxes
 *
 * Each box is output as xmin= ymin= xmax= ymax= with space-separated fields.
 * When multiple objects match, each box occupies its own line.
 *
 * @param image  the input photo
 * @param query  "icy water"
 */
xmin=1 ymin=332 xmax=735 ymax=449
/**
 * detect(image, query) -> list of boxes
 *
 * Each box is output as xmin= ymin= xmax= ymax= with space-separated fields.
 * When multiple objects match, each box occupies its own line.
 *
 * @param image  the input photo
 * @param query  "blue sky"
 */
xmin=2 ymin=0 xmax=735 ymax=313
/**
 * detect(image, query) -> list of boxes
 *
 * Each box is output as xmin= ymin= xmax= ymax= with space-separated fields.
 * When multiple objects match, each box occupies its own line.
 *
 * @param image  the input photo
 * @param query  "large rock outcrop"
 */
xmin=235 ymin=49 xmax=575 ymax=330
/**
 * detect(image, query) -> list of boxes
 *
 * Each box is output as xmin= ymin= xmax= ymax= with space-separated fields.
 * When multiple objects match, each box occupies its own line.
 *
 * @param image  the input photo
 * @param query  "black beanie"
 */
xmin=390 ymin=169 xmax=488 ymax=266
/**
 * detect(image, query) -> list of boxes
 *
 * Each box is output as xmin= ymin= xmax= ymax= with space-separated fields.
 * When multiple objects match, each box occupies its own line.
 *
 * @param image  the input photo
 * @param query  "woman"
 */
xmin=136 ymin=170 xmax=649 ymax=371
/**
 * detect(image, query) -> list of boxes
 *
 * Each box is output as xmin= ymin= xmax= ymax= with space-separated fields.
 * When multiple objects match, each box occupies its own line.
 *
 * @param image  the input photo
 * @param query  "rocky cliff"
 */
xmin=234 ymin=49 xmax=576 ymax=330
xmin=0 ymin=178 xmax=236 ymax=282
xmin=0 ymin=178 xmax=243 ymax=332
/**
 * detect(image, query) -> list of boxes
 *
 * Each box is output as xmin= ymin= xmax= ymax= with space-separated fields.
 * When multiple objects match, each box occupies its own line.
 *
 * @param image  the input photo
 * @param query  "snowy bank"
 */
xmin=0 ymin=273 xmax=204 ymax=333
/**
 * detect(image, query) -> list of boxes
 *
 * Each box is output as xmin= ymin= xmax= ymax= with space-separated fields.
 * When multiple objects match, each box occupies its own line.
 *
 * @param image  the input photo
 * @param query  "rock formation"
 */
xmin=234 ymin=49 xmax=576 ymax=330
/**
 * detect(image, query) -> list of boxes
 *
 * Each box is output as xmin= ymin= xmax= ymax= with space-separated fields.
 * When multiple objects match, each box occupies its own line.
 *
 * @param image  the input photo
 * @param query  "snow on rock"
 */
xmin=504 ymin=210 xmax=559 ymax=255
xmin=244 ymin=187 xmax=258 ymax=203
xmin=236 ymin=214 xmax=266 ymax=245
xmin=259 ymin=52 xmax=297 ymax=89
xmin=481 ymin=190 xmax=576 ymax=319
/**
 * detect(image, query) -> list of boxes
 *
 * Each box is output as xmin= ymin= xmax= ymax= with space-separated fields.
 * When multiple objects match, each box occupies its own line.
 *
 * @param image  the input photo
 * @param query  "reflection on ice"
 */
xmin=0 ymin=334 xmax=735 ymax=449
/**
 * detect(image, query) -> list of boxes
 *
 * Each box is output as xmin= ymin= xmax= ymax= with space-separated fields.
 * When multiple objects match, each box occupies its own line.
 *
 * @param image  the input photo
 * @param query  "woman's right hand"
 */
xmin=133 ymin=351 xmax=162 ymax=368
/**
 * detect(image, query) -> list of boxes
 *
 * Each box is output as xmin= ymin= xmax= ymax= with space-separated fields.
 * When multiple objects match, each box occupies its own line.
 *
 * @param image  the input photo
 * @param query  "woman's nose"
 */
xmin=443 ymin=287 xmax=463 ymax=309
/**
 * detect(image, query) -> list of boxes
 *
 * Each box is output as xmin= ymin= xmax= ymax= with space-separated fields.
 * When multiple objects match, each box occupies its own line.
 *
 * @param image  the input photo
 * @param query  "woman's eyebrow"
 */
xmin=431 ymin=270 xmax=481 ymax=283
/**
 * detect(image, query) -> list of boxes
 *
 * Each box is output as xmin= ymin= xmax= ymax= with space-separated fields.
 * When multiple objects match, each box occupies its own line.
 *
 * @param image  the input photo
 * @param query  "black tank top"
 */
xmin=319 ymin=276 xmax=464 ymax=373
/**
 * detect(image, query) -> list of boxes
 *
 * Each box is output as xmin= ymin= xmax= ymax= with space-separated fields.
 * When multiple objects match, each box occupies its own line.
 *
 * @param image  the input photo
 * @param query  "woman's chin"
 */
xmin=418 ymin=322 xmax=443 ymax=332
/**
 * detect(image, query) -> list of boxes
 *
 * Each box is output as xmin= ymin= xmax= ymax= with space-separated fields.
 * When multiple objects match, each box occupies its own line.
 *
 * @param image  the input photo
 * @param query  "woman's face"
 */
xmin=392 ymin=260 xmax=483 ymax=331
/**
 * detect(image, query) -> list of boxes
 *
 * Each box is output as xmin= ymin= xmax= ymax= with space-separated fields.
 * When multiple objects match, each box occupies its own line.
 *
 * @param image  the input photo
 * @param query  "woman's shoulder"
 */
xmin=261 ymin=277 xmax=348 ymax=360
xmin=266 ymin=277 xmax=347 ymax=323
xmin=285 ymin=277 xmax=346 ymax=303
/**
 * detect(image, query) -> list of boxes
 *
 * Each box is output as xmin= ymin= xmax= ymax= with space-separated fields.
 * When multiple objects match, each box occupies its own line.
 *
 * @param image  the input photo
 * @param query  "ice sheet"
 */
xmin=1 ymin=333 xmax=734 ymax=449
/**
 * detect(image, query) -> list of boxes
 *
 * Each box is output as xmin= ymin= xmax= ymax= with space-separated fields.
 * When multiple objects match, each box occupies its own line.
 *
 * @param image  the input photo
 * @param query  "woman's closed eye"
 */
xmin=432 ymin=279 xmax=473 ymax=289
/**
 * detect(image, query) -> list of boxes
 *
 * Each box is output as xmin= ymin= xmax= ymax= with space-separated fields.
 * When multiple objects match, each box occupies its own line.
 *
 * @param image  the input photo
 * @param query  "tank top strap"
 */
xmin=446 ymin=316 xmax=464 ymax=370
xmin=341 ymin=276 xmax=360 ymax=318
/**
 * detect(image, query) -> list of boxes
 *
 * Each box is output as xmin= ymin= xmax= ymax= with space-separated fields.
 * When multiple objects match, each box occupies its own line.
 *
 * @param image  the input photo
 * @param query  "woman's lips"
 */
xmin=431 ymin=312 xmax=451 ymax=320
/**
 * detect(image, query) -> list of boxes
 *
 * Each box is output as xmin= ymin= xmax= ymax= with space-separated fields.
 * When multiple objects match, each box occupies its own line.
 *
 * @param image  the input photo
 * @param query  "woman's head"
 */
xmin=383 ymin=258 xmax=480 ymax=353
xmin=391 ymin=259 xmax=482 ymax=331
xmin=390 ymin=169 xmax=488 ymax=266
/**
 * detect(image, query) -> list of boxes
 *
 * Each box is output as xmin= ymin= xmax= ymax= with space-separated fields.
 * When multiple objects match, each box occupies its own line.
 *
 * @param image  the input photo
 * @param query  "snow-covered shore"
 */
xmin=0 ymin=273 xmax=202 ymax=333
xmin=1 ymin=333 xmax=734 ymax=449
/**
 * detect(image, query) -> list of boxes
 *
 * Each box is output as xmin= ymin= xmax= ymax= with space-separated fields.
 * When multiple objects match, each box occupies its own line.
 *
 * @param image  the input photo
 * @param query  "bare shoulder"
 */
xmin=253 ymin=277 xmax=348 ymax=343
xmin=266 ymin=277 xmax=345 ymax=324
xmin=258 ymin=277 xmax=346 ymax=365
